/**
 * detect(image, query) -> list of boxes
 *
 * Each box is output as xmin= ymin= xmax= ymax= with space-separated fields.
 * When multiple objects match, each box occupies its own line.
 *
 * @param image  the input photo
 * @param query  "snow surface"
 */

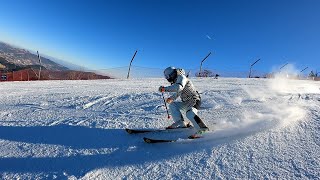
xmin=0 ymin=78 xmax=319 ymax=179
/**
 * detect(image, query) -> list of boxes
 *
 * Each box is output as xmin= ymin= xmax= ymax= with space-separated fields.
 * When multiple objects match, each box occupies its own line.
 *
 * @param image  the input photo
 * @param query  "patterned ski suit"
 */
xmin=163 ymin=69 xmax=207 ymax=130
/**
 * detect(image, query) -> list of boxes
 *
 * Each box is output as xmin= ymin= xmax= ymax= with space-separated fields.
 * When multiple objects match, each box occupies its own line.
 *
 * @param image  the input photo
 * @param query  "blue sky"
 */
xmin=0 ymin=0 xmax=319 ymax=74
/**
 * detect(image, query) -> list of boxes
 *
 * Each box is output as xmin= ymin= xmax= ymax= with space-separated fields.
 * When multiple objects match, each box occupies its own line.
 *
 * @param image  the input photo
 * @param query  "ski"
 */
xmin=143 ymin=135 xmax=202 ymax=144
xmin=125 ymin=128 xmax=166 ymax=134
xmin=143 ymin=137 xmax=177 ymax=143
xmin=125 ymin=124 xmax=192 ymax=134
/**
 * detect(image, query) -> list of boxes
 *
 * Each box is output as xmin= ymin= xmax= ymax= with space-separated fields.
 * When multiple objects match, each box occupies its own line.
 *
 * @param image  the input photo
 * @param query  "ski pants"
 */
xmin=168 ymin=100 xmax=203 ymax=130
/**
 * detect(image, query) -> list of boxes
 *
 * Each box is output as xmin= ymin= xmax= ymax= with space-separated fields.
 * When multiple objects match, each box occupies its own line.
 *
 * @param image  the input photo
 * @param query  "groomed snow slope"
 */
xmin=0 ymin=78 xmax=319 ymax=179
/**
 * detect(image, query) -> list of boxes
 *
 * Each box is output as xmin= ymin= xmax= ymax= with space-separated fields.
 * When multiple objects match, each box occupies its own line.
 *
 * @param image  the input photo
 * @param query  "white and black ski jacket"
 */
xmin=164 ymin=69 xmax=201 ymax=109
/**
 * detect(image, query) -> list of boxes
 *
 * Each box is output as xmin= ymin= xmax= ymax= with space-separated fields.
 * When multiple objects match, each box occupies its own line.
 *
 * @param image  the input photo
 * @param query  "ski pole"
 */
xmin=161 ymin=92 xmax=171 ymax=119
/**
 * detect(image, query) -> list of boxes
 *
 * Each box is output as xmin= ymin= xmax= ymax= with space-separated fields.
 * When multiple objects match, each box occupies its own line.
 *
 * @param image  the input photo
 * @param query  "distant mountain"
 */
xmin=41 ymin=54 xmax=89 ymax=71
xmin=0 ymin=41 xmax=69 ymax=71
xmin=0 ymin=56 xmax=43 ymax=71
xmin=0 ymin=41 xmax=111 ymax=80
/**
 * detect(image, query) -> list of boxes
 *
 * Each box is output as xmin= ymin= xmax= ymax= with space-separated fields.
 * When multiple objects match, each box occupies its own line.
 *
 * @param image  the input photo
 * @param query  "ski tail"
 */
xmin=125 ymin=128 xmax=160 ymax=134
xmin=125 ymin=125 xmax=193 ymax=134
xmin=143 ymin=137 xmax=176 ymax=143
xmin=143 ymin=135 xmax=202 ymax=144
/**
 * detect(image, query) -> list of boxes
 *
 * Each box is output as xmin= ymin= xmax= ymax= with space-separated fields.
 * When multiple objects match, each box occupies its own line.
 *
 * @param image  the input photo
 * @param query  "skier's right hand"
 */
xmin=158 ymin=86 xmax=165 ymax=92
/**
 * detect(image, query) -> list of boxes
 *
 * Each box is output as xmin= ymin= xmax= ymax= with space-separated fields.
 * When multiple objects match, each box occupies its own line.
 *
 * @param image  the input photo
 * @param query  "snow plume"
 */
xmin=241 ymin=67 xmax=314 ymax=130
xmin=270 ymin=64 xmax=300 ymax=93
xmin=270 ymin=64 xmax=319 ymax=94
xmin=273 ymin=64 xmax=299 ymax=79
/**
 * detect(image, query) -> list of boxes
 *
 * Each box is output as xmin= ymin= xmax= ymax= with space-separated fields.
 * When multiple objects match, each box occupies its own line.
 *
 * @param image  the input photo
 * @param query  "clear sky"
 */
xmin=0 ymin=0 xmax=319 ymax=74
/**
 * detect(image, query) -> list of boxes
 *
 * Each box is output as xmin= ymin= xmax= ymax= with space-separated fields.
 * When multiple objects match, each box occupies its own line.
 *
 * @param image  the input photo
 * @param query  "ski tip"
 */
xmin=125 ymin=128 xmax=133 ymax=134
xmin=188 ymin=135 xmax=203 ymax=139
xmin=143 ymin=137 xmax=153 ymax=143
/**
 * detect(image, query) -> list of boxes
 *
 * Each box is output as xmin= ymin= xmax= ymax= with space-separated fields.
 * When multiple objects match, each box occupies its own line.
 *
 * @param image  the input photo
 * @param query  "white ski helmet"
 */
xmin=164 ymin=66 xmax=177 ymax=83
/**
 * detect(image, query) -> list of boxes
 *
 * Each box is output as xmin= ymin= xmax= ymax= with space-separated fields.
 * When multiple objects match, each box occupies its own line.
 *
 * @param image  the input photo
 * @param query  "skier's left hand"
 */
xmin=166 ymin=98 xmax=173 ymax=104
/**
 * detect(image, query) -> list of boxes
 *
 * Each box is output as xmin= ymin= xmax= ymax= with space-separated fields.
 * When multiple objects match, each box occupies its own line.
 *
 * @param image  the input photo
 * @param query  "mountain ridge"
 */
xmin=0 ymin=41 xmax=69 ymax=71
xmin=0 ymin=41 xmax=111 ymax=80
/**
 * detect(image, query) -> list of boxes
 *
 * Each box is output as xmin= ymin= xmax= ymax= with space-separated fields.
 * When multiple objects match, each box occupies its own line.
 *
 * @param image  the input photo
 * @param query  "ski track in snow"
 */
xmin=0 ymin=78 xmax=319 ymax=179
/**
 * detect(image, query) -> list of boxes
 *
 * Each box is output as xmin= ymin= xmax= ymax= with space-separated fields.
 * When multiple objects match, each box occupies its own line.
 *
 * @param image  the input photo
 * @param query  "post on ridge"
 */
xmin=279 ymin=63 xmax=288 ymax=70
xmin=127 ymin=50 xmax=138 ymax=79
xmin=199 ymin=52 xmax=212 ymax=77
xmin=37 ymin=51 xmax=42 ymax=80
xmin=248 ymin=58 xmax=260 ymax=78
xmin=300 ymin=67 xmax=308 ymax=73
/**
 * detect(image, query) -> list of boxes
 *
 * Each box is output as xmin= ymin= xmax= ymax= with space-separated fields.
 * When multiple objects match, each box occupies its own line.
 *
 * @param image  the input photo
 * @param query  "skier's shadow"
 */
xmin=0 ymin=125 xmax=126 ymax=149
xmin=0 ymin=125 xmax=199 ymax=178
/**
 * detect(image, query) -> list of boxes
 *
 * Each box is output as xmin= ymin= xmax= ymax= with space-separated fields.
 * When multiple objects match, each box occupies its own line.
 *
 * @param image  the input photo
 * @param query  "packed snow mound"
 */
xmin=0 ymin=78 xmax=319 ymax=179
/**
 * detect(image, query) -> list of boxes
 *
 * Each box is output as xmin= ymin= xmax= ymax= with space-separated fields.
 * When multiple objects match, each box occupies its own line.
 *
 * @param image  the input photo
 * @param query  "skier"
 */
xmin=159 ymin=66 xmax=209 ymax=138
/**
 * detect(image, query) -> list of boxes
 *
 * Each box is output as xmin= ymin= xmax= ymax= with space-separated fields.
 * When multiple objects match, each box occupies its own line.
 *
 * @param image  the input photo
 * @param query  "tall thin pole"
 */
xmin=37 ymin=51 xmax=41 ymax=80
xmin=300 ymin=67 xmax=308 ymax=73
xmin=279 ymin=63 xmax=288 ymax=70
xmin=127 ymin=50 xmax=138 ymax=79
xmin=277 ymin=63 xmax=289 ymax=77
xmin=12 ymin=64 xmax=16 ymax=81
xmin=161 ymin=92 xmax=170 ymax=119
xmin=299 ymin=67 xmax=308 ymax=79
xmin=199 ymin=52 xmax=211 ymax=77
xmin=248 ymin=58 xmax=260 ymax=78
